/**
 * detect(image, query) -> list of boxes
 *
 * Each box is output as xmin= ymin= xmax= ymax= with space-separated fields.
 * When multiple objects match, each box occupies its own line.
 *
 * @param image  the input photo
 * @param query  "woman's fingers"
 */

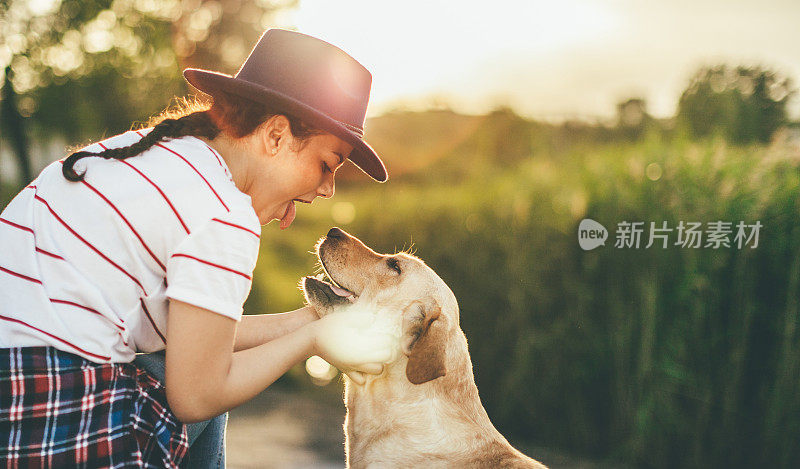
xmin=354 ymin=362 xmax=384 ymax=375
xmin=341 ymin=363 xmax=383 ymax=385
xmin=347 ymin=340 xmax=394 ymax=364
xmin=314 ymin=312 xmax=398 ymax=365
xmin=344 ymin=370 xmax=366 ymax=385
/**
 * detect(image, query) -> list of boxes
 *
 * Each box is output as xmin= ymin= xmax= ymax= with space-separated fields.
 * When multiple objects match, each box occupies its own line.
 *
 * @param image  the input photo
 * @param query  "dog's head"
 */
xmin=302 ymin=227 xmax=459 ymax=385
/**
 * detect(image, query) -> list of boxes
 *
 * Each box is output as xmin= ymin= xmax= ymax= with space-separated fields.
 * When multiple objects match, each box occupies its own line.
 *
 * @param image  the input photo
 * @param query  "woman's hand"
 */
xmin=164 ymin=301 xmax=392 ymax=423
xmin=309 ymin=311 xmax=396 ymax=384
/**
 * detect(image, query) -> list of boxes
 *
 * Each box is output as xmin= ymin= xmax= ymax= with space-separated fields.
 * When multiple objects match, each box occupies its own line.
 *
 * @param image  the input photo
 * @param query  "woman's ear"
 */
xmin=262 ymin=115 xmax=291 ymax=155
xmin=402 ymin=300 xmax=448 ymax=385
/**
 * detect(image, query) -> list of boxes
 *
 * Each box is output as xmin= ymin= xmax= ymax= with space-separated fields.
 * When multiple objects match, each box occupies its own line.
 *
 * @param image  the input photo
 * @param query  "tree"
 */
xmin=616 ymin=97 xmax=652 ymax=142
xmin=676 ymin=64 xmax=795 ymax=144
xmin=0 ymin=0 xmax=295 ymax=187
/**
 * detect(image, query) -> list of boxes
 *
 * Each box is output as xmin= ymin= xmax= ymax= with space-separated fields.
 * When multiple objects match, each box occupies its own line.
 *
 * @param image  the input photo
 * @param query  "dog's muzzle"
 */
xmin=303 ymin=275 xmax=356 ymax=307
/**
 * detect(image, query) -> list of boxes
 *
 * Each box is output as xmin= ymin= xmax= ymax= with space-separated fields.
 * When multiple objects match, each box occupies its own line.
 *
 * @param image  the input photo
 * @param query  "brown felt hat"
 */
xmin=183 ymin=29 xmax=387 ymax=182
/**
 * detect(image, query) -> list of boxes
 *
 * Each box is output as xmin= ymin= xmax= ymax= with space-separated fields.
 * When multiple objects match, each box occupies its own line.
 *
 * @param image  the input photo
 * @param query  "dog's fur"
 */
xmin=302 ymin=228 xmax=546 ymax=468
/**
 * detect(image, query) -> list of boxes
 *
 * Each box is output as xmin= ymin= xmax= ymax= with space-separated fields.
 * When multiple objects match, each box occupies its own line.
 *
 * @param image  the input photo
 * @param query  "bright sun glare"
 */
xmin=287 ymin=0 xmax=800 ymax=120
xmin=289 ymin=0 xmax=619 ymax=116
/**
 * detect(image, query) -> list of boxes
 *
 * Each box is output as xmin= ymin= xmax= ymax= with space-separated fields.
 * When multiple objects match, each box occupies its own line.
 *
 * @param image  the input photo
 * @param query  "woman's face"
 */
xmin=251 ymin=122 xmax=352 ymax=228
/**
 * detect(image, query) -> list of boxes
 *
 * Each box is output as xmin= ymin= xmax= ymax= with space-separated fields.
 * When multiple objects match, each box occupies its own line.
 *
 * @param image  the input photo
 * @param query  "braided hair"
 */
xmin=61 ymin=91 xmax=321 ymax=182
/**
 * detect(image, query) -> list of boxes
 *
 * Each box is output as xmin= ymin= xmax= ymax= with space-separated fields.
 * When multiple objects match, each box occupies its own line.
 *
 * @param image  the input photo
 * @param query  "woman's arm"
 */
xmin=165 ymin=299 xmax=388 ymax=423
xmin=233 ymin=306 xmax=318 ymax=352
xmin=166 ymin=299 xmax=316 ymax=422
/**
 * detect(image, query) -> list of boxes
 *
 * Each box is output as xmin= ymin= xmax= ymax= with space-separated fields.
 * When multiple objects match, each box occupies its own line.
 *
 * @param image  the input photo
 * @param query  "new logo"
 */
xmin=578 ymin=219 xmax=608 ymax=251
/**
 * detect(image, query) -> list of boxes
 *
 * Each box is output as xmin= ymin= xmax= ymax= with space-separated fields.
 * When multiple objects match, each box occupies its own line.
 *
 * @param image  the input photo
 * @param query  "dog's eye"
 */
xmin=386 ymin=257 xmax=402 ymax=275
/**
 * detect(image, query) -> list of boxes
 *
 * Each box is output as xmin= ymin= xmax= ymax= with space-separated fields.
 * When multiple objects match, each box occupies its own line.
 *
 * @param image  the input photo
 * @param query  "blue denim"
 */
xmin=134 ymin=351 xmax=227 ymax=468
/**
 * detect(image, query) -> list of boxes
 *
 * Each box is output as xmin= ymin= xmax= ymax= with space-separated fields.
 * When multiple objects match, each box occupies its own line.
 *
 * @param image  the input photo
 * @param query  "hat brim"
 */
xmin=183 ymin=68 xmax=387 ymax=182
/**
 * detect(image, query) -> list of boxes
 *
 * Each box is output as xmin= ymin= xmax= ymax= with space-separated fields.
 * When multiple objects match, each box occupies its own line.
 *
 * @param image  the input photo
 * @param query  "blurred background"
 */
xmin=2 ymin=1 xmax=800 ymax=468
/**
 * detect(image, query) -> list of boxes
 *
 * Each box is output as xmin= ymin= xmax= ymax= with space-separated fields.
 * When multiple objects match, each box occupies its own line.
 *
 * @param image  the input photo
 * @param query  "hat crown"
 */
xmin=182 ymin=29 xmax=388 ymax=181
xmin=235 ymin=29 xmax=372 ymax=130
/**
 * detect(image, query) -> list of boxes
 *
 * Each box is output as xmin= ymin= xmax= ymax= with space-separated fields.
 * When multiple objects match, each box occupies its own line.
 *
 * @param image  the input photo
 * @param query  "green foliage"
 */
xmin=1 ymin=0 xmax=182 ymax=129
xmin=616 ymin=97 xmax=655 ymax=142
xmin=0 ymin=0 xmax=292 ymax=185
xmin=249 ymin=111 xmax=800 ymax=468
xmin=0 ymin=0 xmax=294 ymax=139
xmin=677 ymin=64 xmax=794 ymax=144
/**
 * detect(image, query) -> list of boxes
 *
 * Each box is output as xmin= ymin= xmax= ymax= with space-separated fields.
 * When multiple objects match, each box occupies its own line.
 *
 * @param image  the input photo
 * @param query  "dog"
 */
xmin=302 ymin=227 xmax=547 ymax=468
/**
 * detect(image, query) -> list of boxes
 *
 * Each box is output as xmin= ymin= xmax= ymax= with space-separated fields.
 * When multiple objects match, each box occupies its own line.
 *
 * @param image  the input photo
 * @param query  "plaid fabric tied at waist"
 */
xmin=0 ymin=346 xmax=188 ymax=468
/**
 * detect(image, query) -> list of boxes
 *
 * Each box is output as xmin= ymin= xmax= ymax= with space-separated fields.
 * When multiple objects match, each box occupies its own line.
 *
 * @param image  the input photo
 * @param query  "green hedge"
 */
xmin=252 ymin=134 xmax=800 ymax=468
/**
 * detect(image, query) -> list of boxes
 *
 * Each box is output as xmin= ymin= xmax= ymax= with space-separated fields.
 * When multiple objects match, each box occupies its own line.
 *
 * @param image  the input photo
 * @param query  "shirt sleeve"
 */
xmin=165 ymin=208 xmax=261 ymax=321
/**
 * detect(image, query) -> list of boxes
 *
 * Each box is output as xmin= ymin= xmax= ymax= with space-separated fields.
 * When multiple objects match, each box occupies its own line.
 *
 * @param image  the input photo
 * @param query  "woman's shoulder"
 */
xmin=63 ymin=129 xmax=255 ymax=235
xmin=122 ymin=132 xmax=251 ymax=217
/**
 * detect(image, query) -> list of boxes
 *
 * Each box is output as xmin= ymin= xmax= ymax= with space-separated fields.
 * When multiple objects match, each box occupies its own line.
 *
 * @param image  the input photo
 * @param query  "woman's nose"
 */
xmin=317 ymin=178 xmax=335 ymax=199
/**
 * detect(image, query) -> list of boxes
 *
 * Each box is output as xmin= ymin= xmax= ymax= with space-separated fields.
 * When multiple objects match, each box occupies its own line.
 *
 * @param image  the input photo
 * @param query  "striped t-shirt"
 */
xmin=0 ymin=130 xmax=261 ymax=363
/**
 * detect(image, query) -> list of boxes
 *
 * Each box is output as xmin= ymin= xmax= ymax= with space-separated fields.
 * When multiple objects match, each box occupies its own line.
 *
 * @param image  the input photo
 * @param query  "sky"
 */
xmin=286 ymin=0 xmax=800 ymax=121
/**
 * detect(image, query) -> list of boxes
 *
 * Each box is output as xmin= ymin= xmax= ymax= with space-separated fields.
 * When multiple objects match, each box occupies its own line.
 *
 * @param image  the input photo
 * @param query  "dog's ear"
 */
xmin=402 ymin=300 xmax=447 ymax=385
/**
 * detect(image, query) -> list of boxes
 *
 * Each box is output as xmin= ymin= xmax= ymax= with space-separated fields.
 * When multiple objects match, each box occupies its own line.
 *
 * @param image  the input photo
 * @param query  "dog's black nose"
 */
xmin=327 ymin=227 xmax=345 ymax=240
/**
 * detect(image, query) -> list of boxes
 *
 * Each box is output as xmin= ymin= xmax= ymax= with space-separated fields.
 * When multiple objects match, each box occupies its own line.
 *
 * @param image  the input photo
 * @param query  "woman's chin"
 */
xmin=257 ymin=201 xmax=294 ymax=227
xmin=257 ymin=211 xmax=280 ymax=226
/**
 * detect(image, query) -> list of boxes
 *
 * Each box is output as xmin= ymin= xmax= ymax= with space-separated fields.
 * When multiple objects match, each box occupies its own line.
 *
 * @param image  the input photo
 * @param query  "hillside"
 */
xmin=335 ymin=109 xmax=484 ymax=181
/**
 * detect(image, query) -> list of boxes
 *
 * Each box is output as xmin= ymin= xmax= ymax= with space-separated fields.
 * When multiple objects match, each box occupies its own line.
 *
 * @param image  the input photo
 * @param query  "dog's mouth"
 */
xmin=304 ymin=232 xmax=361 ymax=306
xmin=317 ymin=271 xmax=357 ymax=300
xmin=303 ymin=271 xmax=357 ymax=306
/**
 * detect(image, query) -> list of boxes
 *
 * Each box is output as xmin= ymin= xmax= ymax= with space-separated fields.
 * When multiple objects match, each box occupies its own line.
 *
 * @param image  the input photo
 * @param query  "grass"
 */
xmin=248 ymin=129 xmax=800 ymax=468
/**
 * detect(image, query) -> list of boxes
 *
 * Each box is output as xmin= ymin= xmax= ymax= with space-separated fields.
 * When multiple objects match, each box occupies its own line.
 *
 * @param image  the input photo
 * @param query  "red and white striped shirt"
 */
xmin=0 ymin=130 xmax=261 ymax=363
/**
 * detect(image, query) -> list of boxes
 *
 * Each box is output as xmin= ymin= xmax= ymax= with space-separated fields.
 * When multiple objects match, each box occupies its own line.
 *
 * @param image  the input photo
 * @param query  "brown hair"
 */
xmin=62 ymin=91 xmax=322 ymax=181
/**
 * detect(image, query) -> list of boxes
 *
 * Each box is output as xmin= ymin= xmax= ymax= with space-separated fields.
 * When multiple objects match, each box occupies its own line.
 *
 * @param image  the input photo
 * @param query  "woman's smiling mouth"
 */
xmin=278 ymin=198 xmax=312 ymax=230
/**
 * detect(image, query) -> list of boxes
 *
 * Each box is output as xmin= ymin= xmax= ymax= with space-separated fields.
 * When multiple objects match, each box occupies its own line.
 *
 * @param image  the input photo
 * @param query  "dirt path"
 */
xmin=226 ymin=386 xmax=346 ymax=469
xmin=225 ymin=385 xmax=627 ymax=469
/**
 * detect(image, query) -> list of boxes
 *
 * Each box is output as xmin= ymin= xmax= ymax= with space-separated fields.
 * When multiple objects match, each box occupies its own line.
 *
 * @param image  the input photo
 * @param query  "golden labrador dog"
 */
xmin=302 ymin=227 xmax=547 ymax=468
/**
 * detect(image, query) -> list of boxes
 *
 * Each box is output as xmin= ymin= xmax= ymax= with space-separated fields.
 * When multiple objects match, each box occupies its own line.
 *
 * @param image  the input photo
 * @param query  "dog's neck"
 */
xmin=344 ymin=330 xmax=510 ymax=467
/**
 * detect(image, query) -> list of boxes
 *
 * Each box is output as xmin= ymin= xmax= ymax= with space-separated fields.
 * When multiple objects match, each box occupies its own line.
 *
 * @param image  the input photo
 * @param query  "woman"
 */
xmin=0 ymin=29 xmax=388 ymax=467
